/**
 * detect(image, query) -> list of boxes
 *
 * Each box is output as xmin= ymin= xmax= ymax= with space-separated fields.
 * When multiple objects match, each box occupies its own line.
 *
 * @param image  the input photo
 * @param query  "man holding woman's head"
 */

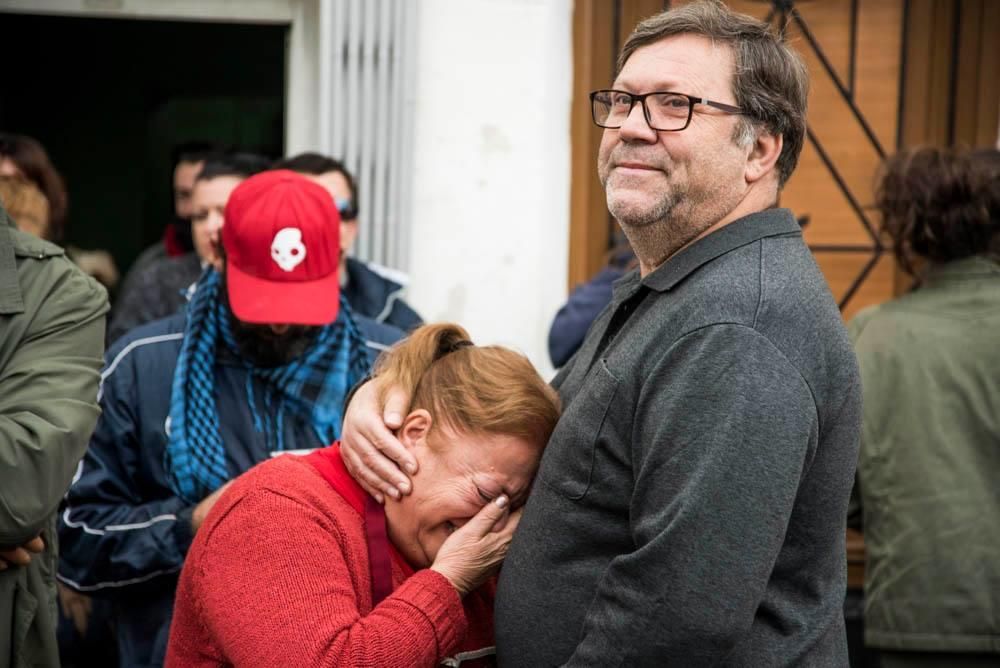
xmin=166 ymin=324 xmax=559 ymax=667
xmin=342 ymin=1 xmax=861 ymax=665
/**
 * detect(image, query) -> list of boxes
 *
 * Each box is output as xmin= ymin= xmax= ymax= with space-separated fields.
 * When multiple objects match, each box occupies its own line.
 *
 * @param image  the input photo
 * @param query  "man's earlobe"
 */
xmin=746 ymin=132 xmax=783 ymax=184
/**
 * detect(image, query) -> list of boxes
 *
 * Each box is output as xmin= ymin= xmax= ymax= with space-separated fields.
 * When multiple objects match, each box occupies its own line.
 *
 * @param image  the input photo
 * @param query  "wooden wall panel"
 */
xmin=568 ymin=0 xmax=616 ymax=289
xmin=779 ymin=0 xmax=903 ymax=315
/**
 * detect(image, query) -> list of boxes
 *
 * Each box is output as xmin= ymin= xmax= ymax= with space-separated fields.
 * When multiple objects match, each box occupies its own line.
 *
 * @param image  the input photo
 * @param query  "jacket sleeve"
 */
xmin=58 ymin=338 xmax=196 ymax=594
xmin=171 ymin=489 xmax=468 ymax=668
xmin=386 ymin=299 xmax=423 ymax=333
xmin=563 ymin=325 xmax=818 ymax=666
xmin=0 ymin=261 xmax=107 ymax=547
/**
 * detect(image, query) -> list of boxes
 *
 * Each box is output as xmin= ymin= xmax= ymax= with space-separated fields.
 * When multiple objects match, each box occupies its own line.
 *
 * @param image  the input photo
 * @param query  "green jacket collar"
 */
xmin=923 ymin=256 xmax=1000 ymax=284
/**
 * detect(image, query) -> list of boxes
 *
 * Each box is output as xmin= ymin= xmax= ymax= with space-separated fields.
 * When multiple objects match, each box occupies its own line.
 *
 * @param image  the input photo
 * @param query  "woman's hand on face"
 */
xmin=430 ymin=496 xmax=521 ymax=597
xmin=340 ymin=379 xmax=419 ymax=503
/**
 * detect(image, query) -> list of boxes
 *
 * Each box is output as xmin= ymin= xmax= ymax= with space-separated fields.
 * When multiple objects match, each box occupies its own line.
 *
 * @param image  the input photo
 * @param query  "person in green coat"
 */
xmin=849 ymin=147 xmax=1000 ymax=667
xmin=0 ymin=202 xmax=107 ymax=668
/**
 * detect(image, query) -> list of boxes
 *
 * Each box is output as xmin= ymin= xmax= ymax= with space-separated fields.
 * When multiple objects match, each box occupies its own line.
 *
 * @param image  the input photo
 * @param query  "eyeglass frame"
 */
xmin=590 ymin=89 xmax=744 ymax=132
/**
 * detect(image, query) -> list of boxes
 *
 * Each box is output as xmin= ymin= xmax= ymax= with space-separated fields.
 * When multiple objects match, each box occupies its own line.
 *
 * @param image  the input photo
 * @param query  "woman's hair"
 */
xmin=876 ymin=147 xmax=1000 ymax=275
xmin=0 ymin=175 xmax=50 ymax=239
xmin=0 ymin=133 xmax=68 ymax=241
xmin=373 ymin=324 xmax=561 ymax=449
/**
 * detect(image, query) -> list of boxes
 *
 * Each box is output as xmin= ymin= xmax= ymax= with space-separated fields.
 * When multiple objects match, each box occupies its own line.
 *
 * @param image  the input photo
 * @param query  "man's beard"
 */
xmin=599 ymin=149 xmax=680 ymax=229
xmin=605 ymin=182 xmax=679 ymax=229
xmin=229 ymin=319 xmax=320 ymax=368
xmin=219 ymin=274 xmax=321 ymax=368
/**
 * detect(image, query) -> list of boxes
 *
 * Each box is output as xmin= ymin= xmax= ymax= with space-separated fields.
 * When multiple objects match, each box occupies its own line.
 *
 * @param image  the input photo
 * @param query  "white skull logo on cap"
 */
xmin=270 ymin=227 xmax=307 ymax=272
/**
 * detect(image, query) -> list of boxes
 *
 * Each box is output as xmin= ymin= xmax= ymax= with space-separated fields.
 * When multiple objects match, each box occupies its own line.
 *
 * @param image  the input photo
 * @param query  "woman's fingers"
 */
xmin=462 ymin=495 xmax=510 ymax=538
xmin=430 ymin=498 xmax=518 ymax=596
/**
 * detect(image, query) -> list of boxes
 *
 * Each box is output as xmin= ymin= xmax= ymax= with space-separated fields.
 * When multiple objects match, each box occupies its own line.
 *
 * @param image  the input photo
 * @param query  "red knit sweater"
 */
xmin=165 ymin=445 xmax=497 ymax=667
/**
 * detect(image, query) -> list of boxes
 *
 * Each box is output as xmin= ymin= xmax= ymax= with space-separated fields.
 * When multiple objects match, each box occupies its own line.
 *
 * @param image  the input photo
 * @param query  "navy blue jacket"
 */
xmin=57 ymin=310 xmax=401 ymax=668
xmin=547 ymin=267 xmax=625 ymax=368
xmin=343 ymin=257 xmax=423 ymax=332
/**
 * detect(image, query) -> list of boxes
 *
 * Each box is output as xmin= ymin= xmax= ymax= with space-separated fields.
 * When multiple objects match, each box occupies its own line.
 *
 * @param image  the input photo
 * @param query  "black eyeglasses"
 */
xmin=590 ymin=89 xmax=744 ymax=132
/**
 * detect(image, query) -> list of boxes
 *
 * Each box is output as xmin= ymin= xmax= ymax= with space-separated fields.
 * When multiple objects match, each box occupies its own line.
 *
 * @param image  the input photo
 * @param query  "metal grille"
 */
xmin=761 ymin=0 xmax=891 ymax=311
xmin=318 ymin=0 xmax=417 ymax=272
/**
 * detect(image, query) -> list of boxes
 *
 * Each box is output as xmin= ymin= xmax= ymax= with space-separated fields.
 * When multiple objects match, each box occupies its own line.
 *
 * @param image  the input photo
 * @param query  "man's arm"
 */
xmin=565 ymin=324 xmax=818 ymax=665
xmin=57 ymin=344 xmax=198 ymax=593
xmin=0 ymin=264 xmax=107 ymax=547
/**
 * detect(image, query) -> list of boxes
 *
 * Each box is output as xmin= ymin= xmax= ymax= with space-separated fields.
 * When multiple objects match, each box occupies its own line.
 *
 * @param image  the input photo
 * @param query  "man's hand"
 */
xmin=191 ymin=481 xmax=234 ymax=533
xmin=340 ymin=379 xmax=418 ymax=503
xmin=430 ymin=496 xmax=520 ymax=597
xmin=59 ymin=584 xmax=93 ymax=636
xmin=0 ymin=535 xmax=45 ymax=570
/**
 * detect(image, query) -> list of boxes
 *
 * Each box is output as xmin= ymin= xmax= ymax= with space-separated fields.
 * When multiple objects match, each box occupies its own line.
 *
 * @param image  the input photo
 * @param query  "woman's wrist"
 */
xmin=429 ymin=564 xmax=470 ymax=597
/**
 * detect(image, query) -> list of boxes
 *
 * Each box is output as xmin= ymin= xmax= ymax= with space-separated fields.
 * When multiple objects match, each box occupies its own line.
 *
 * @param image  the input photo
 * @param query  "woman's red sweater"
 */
xmin=165 ymin=445 xmax=496 ymax=667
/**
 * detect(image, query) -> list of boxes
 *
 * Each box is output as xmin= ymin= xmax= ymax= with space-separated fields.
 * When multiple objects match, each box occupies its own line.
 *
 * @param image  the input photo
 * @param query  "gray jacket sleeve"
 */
xmin=564 ymin=324 xmax=818 ymax=666
xmin=0 ymin=258 xmax=108 ymax=547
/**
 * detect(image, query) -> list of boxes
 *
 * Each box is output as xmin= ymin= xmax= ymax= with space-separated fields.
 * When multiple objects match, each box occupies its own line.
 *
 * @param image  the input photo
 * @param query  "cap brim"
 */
xmin=226 ymin=262 xmax=341 ymax=326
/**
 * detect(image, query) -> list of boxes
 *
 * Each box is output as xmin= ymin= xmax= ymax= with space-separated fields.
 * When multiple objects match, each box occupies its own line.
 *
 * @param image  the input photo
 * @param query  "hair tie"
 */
xmin=446 ymin=340 xmax=474 ymax=355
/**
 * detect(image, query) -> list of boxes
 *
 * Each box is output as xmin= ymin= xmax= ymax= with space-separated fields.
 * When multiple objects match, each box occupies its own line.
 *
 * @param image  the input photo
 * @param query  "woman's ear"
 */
xmin=398 ymin=409 xmax=432 ymax=449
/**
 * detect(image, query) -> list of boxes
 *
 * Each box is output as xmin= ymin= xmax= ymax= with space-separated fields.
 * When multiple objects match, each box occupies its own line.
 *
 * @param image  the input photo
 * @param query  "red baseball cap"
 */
xmin=222 ymin=170 xmax=342 ymax=325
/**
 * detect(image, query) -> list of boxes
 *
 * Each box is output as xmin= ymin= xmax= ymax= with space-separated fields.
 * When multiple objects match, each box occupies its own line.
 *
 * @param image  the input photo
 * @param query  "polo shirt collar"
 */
xmin=637 ymin=208 xmax=802 ymax=293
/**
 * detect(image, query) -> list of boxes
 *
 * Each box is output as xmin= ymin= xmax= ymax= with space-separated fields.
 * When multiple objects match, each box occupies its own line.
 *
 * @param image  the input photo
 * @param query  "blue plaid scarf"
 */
xmin=165 ymin=269 xmax=371 ymax=503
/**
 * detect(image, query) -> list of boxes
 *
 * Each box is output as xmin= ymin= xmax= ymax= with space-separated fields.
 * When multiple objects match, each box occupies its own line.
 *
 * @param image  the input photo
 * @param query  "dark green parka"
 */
xmin=0 ymin=206 xmax=107 ymax=668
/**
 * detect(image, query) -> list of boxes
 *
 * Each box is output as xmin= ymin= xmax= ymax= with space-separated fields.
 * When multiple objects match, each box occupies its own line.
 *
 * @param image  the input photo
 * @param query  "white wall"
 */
xmin=406 ymin=0 xmax=574 ymax=376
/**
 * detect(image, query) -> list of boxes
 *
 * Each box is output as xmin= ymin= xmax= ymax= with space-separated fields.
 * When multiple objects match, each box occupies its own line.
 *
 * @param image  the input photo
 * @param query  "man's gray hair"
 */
xmin=619 ymin=0 xmax=809 ymax=187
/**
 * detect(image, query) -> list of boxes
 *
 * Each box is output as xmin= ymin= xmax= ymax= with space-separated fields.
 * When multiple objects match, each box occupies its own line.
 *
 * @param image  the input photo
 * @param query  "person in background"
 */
xmin=0 ymin=134 xmax=118 ymax=290
xmin=275 ymin=152 xmax=423 ymax=331
xmin=0 ymin=201 xmax=108 ymax=668
xmin=106 ymin=152 xmax=270 ymax=343
xmin=0 ymin=174 xmax=49 ymax=239
xmin=58 ymin=170 xmax=402 ymax=668
xmin=547 ymin=236 xmax=636 ymax=367
xmin=0 ymin=132 xmax=68 ymax=242
xmin=0 ymin=169 xmax=121 ymax=668
xmin=167 ymin=323 xmax=560 ymax=667
xmin=848 ymin=147 xmax=1000 ymax=668
xmin=113 ymin=142 xmax=216 ymax=302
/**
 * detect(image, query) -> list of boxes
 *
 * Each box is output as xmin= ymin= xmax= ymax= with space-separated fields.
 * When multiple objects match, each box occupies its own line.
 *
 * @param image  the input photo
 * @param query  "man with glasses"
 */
xmin=494 ymin=1 xmax=860 ymax=663
xmin=340 ymin=1 xmax=861 ymax=665
xmin=275 ymin=152 xmax=423 ymax=332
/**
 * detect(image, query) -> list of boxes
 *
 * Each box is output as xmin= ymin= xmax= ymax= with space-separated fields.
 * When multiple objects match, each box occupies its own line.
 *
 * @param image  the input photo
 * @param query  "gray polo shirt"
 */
xmin=495 ymin=209 xmax=861 ymax=666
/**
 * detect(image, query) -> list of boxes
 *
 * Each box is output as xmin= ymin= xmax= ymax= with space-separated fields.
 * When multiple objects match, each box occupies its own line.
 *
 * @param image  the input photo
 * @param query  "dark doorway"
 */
xmin=0 ymin=13 xmax=286 ymax=277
